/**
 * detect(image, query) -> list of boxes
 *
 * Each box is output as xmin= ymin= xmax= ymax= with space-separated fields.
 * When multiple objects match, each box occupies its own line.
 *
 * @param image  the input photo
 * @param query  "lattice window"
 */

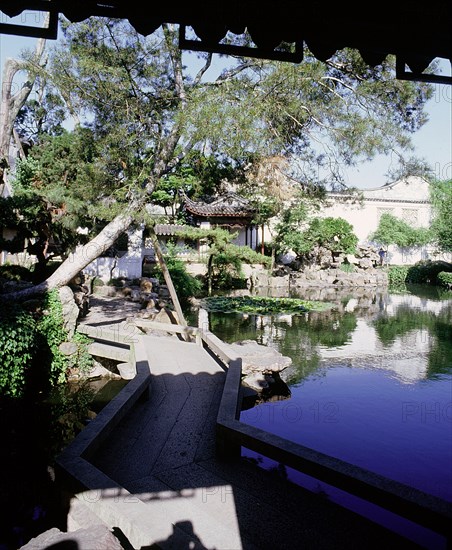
xmin=402 ymin=208 xmax=419 ymax=226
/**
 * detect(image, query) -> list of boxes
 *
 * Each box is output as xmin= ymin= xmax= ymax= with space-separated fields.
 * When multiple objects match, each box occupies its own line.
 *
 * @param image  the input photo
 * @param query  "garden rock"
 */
xmin=19 ymin=525 xmax=123 ymax=550
xmin=59 ymin=341 xmax=79 ymax=356
xmin=228 ymin=339 xmax=292 ymax=376
xmin=117 ymin=362 xmax=135 ymax=380
xmin=58 ymin=286 xmax=80 ymax=338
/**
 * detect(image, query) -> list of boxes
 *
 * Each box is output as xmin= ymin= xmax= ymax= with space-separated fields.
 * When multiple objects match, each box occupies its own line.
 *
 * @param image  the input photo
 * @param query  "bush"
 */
xmin=340 ymin=262 xmax=355 ymax=273
xmin=438 ymin=271 xmax=452 ymax=289
xmin=0 ymin=291 xmax=91 ymax=397
xmin=0 ymin=264 xmax=33 ymax=282
xmin=388 ymin=261 xmax=452 ymax=287
xmin=211 ymin=250 xmax=245 ymax=290
xmin=406 ymin=260 xmax=452 ymax=285
xmin=388 ymin=266 xmax=410 ymax=286
xmin=92 ymin=277 xmax=105 ymax=288
xmin=67 ymin=331 xmax=94 ymax=375
xmin=155 ymin=244 xmax=202 ymax=306
xmin=0 ymin=305 xmax=37 ymax=397
xmin=37 ymin=290 xmax=69 ymax=385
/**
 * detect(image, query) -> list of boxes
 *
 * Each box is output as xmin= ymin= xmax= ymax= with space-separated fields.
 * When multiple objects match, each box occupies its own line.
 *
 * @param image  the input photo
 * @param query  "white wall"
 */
xmin=282 ymin=176 xmax=452 ymax=265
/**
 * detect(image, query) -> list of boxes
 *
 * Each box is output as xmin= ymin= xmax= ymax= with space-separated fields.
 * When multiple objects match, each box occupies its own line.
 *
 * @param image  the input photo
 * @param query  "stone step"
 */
xmin=87 ymin=342 xmax=131 ymax=363
xmin=78 ymin=322 xmax=141 ymax=345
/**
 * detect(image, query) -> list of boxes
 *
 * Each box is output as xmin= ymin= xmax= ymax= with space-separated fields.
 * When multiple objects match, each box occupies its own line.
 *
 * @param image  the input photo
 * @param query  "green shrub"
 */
xmin=0 ymin=290 xmax=91 ymax=396
xmin=388 ymin=266 xmax=410 ymax=286
xmin=0 ymin=264 xmax=33 ymax=282
xmin=438 ymin=271 xmax=452 ymax=288
xmin=212 ymin=250 xmax=245 ymax=290
xmin=389 ymin=261 xmax=452 ymax=287
xmin=68 ymin=331 xmax=94 ymax=375
xmin=0 ymin=305 xmax=37 ymax=397
xmin=155 ymin=244 xmax=202 ymax=306
xmin=406 ymin=260 xmax=451 ymax=284
xmin=37 ymin=290 xmax=69 ymax=385
xmin=340 ymin=263 xmax=355 ymax=273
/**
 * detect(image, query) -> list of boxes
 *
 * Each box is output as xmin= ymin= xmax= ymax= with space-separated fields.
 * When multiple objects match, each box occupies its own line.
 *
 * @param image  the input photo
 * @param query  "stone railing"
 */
xmin=55 ymin=326 xmax=153 ymax=546
xmin=212 ymin=337 xmax=451 ymax=542
xmin=57 ymin=319 xmax=451 ymax=546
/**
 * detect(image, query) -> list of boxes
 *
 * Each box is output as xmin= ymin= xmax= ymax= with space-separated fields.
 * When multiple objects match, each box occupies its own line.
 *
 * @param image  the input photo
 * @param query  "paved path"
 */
xmin=88 ymin=328 xmax=420 ymax=550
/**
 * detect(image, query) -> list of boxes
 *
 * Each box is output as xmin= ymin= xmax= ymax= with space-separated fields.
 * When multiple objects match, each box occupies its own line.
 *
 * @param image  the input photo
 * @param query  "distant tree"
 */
xmin=166 ymin=225 xmax=270 ymax=295
xmin=307 ymin=217 xmax=358 ymax=255
xmin=369 ymin=212 xmax=432 ymax=248
xmin=430 ymin=180 xmax=452 ymax=252
xmin=273 ymin=197 xmax=358 ymax=263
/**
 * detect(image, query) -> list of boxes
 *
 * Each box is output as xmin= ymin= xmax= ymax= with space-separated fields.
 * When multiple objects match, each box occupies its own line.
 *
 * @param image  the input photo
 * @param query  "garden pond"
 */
xmin=203 ymin=285 xmax=452 ymax=549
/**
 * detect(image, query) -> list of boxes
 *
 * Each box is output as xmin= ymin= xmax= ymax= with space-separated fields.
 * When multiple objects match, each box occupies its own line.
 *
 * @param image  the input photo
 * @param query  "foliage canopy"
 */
xmin=430 ymin=180 xmax=452 ymax=252
xmin=369 ymin=212 xmax=432 ymax=248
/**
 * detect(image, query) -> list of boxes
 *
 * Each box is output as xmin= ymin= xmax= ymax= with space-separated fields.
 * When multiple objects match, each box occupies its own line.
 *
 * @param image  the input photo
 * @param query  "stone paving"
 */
xmin=86 ymin=324 xmax=419 ymax=549
xmin=78 ymin=294 xmax=143 ymax=326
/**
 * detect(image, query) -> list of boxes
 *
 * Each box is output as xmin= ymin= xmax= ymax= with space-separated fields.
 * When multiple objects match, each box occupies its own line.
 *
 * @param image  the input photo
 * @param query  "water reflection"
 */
xmin=206 ymin=286 xmax=452 ymax=501
xmin=208 ymin=287 xmax=452 ymax=385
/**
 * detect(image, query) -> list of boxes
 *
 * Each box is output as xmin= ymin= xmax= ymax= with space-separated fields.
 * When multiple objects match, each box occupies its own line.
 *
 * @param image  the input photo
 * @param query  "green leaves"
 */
xmin=37 ymin=290 xmax=69 ymax=385
xmin=430 ymin=180 xmax=452 ymax=252
xmin=0 ymin=305 xmax=37 ymax=397
xmin=274 ymin=206 xmax=358 ymax=258
xmin=370 ymin=212 xmax=432 ymax=248
xmin=201 ymin=295 xmax=329 ymax=315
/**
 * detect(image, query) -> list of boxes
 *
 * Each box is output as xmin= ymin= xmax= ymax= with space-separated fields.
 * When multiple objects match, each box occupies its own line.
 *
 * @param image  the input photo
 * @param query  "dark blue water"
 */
xmin=207 ymin=287 xmax=452 ymax=548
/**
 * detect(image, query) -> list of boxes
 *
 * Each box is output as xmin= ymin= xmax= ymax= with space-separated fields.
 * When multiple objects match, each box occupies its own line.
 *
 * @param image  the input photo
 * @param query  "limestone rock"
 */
xmin=242 ymin=372 xmax=270 ymax=391
xmin=139 ymin=277 xmax=153 ymax=292
xmin=59 ymin=341 xmax=79 ymax=356
xmin=86 ymin=359 xmax=122 ymax=380
xmin=19 ymin=525 xmax=123 ymax=550
xmin=228 ymin=340 xmax=292 ymax=375
xmin=58 ymin=286 xmax=79 ymax=338
xmin=154 ymin=307 xmax=180 ymax=325
xmin=117 ymin=362 xmax=135 ymax=380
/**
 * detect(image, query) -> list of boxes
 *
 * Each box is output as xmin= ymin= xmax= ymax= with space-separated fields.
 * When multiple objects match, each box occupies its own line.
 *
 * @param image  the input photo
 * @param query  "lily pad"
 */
xmin=200 ymin=295 xmax=331 ymax=315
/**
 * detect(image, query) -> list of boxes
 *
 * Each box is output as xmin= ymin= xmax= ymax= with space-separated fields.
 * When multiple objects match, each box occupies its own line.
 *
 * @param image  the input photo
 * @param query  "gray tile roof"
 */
xmin=182 ymin=192 xmax=255 ymax=218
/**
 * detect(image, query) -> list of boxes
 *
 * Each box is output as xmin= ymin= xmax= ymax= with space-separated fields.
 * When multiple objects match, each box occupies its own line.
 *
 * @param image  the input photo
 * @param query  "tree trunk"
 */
xmin=0 ymin=208 xmax=135 ymax=301
xmin=207 ymin=253 xmax=214 ymax=296
xmin=0 ymin=26 xmax=47 ymax=170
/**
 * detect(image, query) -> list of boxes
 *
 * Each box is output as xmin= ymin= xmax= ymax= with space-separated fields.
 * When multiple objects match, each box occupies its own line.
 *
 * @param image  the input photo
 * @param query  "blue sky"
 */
xmin=1 ymin=27 xmax=450 ymax=190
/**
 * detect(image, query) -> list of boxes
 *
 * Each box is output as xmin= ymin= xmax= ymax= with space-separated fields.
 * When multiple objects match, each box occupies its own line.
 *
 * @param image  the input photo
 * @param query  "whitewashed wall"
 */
xmin=302 ymin=177 xmax=451 ymax=265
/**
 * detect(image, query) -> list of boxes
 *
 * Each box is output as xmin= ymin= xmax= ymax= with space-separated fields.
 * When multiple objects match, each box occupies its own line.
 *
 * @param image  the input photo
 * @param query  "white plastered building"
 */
xmin=317 ymin=176 xmax=451 ymax=265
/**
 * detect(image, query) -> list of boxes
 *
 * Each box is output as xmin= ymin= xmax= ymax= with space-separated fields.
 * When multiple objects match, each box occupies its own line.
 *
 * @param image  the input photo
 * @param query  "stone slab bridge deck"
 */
xmin=56 ymin=318 xmax=451 ymax=550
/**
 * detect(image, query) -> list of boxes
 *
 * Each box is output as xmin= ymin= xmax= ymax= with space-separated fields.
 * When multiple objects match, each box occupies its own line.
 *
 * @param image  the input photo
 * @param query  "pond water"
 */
xmin=205 ymin=285 xmax=452 ymax=548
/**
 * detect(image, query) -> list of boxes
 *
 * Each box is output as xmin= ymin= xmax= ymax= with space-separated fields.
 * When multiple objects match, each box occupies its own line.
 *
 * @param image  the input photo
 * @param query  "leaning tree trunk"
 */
xmin=0 ymin=208 xmax=136 ymax=301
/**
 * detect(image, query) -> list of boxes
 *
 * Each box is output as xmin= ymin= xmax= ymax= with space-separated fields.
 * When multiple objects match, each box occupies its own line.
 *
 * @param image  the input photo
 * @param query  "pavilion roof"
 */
xmin=182 ymin=192 xmax=255 ymax=218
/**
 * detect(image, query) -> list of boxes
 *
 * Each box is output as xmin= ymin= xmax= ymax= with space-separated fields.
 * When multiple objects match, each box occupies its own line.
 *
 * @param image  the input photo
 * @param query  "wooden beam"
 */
xmin=146 ymin=225 xmax=188 ymax=331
